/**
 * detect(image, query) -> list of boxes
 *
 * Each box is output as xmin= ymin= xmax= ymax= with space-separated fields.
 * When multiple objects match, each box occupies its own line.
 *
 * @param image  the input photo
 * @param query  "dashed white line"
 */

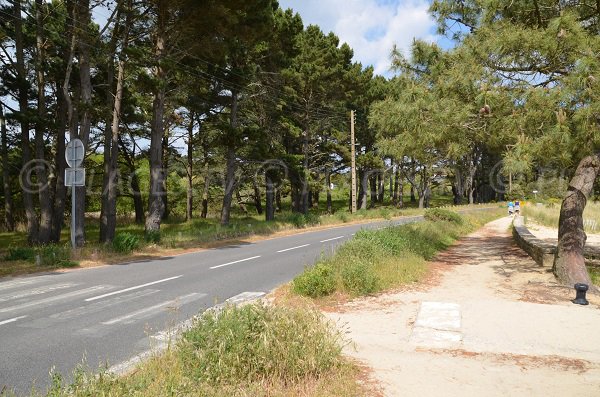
xmin=85 ymin=276 xmax=183 ymax=302
xmin=0 ymin=315 xmax=27 ymax=326
xmin=277 ymin=244 xmax=310 ymax=253
xmin=320 ymin=236 xmax=344 ymax=243
xmin=210 ymin=256 xmax=261 ymax=270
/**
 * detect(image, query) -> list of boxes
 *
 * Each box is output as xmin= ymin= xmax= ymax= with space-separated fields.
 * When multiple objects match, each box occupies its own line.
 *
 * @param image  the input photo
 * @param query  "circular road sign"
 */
xmin=65 ymin=139 xmax=85 ymax=168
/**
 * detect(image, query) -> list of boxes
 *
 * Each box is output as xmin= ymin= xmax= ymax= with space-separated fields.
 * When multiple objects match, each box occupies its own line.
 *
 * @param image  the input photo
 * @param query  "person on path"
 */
xmin=515 ymin=200 xmax=521 ymax=214
xmin=508 ymin=201 xmax=514 ymax=216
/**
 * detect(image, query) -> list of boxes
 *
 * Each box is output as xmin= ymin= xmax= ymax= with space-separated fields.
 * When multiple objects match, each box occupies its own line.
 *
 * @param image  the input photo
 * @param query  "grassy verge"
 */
xmin=292 ymin=208 xmax=505 ymax=299
xmin=522 ymin=201 xmax=600 ymax=233
xmin=0 ymin=204 xmax=498 ymax=278
xmin=10 ymin=304 xmax=369 ymax=397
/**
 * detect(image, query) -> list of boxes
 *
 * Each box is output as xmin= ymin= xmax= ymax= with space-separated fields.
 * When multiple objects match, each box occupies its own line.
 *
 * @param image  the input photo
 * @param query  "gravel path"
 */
xmin=325 ymin=217 xmax=600 ymax=397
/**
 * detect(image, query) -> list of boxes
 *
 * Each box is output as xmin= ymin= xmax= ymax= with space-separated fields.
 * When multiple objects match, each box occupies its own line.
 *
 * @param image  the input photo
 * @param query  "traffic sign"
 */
xmin=65 ymin=139 xmax=85 ymax=168
xmin=65 ymin=168 xmax=86 ymax=187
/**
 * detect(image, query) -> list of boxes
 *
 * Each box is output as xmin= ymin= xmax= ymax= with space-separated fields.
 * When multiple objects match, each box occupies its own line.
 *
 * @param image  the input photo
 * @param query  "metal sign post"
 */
xmin=65 ymin=139 xmax=85 ymax=248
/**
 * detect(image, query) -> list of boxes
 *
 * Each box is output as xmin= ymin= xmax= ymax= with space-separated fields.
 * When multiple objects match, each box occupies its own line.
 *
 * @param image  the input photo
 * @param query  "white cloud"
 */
xmin=279 ymin=0 xmax=438 ymax=75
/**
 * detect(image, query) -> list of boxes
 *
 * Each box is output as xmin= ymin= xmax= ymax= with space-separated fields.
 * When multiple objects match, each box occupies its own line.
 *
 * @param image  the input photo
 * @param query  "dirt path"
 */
xmin=325 ymin=217 xmax=600 ymax=396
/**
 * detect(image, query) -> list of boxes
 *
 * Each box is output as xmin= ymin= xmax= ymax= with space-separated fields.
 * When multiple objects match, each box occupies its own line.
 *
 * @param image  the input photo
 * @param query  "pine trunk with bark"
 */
xmin=186 ymin=115 xmax=194 ymax=221
xmin=253 ymin=181 xmax=263 ymax=215
xmin=145 ymin=2 xmax=167 ymax=234
xmin=0 ymin=105 xmax=14 ymax=231
xmin=220 ymin=90 xmax=239 ymax=226
xmin=201 ymin=160 xmax=210 ymax=219
xmin=74 ymin=0 xmax=93 ymax=247
xmin=14 ymin=0 xmax=39 ymax=243
xmin=265 ymin=171 xmax=275 ymax=221
xmin=35 ymin=0 xmax=52 ymax=244
xmin=553 ymin=153 xmax=599 ymax=289
xmin=326 ymin=171 xmax=332 ymax=213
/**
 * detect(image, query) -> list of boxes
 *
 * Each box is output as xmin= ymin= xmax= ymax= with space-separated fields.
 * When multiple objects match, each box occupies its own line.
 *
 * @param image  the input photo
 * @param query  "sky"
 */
xmin=278 ymin=0 xmax=441 ymax=76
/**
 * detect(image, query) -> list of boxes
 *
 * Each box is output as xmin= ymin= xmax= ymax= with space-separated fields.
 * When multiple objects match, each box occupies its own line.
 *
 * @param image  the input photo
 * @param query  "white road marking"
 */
xmin=0 ymin=315 xmax=27 ymax=326
xmin=277 ymin=244 xmax=310 ymax=253
xmin=85 ymin=276 xmax=182 ymax=302
xmin=320 ymin=236 xmax=344 ymax=243
xmin=101 ymin=293 xmax=203 ymax=325
xmin=0 ymin=283 xmax=77 ymax=303
xmin=0 ymin=285 xmax=111 ymax=313
xmin=210 ymin=256 xmax=261 ymax=270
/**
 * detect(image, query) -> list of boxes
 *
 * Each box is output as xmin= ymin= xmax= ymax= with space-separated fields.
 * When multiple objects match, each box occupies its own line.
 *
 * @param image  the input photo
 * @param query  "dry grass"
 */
xmin=522 ymin=201 xmax=600 ymax=233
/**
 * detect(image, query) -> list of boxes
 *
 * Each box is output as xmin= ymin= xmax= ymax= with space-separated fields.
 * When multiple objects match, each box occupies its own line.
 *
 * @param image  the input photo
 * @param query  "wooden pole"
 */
xmin=351 ymin=110 xmax=357 ymax=213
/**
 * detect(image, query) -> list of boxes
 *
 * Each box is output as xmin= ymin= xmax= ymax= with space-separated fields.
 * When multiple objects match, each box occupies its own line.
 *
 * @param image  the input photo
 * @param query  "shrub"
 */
xmin=5 ymin=246 xmax=35 ymax=261
xmin=36 ymin=245 xmax=77 ymax=268
xmin=292 ymin=263 xmax=336 ymax=297
xmin=341 ymin=261 xmax=378 ymax=295
xmin=336 ymin=212 xmax=349 ymax=223
xmin=112 ymin=232 xmax=140 ymax=253
xmin=178 ymin=304 xmax=344 ymax=385
xmin=424 ymin=208 xmax=463 ymax=224
xmin=287 ymin=212 xmax=320 ymax=228
xmin=145 ymin=229 xmax=161 ymax=244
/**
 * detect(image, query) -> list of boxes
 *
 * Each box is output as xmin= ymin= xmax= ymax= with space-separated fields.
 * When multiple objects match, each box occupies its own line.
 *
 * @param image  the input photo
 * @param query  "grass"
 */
xmin=0 ymin=200 xmax=498 ymax=278
xmin=10 ymin=303 xmax=369 ymax=397
xmin=522 ymin=200 xmax=600 ymax=233
xmin=292 ymin=208 xmax=505 ymax=299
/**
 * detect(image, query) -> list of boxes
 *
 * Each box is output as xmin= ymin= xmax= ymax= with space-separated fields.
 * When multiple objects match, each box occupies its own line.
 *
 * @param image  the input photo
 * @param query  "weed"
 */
xmin=341 ymin=261 xmax=378 ymax=295
xmin=145 ymin=230 xmax=161 ymax=244
xmin=424 ymin=208 xmax=463 ymax=224
xmin=112 ymin=232 xmax=140 ymax=253
xmin=292 ymin=263 xmax=336 ymax=297
xmin=5 ymin=246 xmax=35 ymax=261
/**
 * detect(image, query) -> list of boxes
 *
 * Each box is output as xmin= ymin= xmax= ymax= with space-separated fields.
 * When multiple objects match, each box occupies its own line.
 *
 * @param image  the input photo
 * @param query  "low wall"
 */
xmin=512 ymin=216 xmax=600 ymax=268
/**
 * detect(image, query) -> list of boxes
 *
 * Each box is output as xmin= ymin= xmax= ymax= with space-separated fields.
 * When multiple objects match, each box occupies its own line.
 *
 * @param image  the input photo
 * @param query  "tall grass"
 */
xmin=13 ymin=304 xmax=365 ymax=397
xmin=523 ymin=201 xmax=600 ymax=233
xmin=293 ymin=208 xmax=504 ymax=298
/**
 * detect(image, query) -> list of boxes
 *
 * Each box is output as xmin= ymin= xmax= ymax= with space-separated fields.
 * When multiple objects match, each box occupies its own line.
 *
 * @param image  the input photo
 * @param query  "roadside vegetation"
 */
xmin=13 ymin=304 xmax=368 ymax=397
xmin=0 ymin=197 xmax=493 ymax=278
xmin=292 ymin=208 xmax=504 ymax=299
xmin=522 ymin=201 xmax=600 ymax=234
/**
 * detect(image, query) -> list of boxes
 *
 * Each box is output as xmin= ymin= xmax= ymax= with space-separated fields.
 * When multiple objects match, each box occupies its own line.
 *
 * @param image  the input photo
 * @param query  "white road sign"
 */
xmin=65 ymin=168 xmax=86 ymax=187
xmin=65 ymin=139 xmax=85 ymax=168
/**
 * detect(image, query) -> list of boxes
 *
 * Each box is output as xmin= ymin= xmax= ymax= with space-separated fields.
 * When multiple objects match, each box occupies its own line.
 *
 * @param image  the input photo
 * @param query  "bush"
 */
xmin=341 ymin=261 xmax=378 ymax=295
xmin=145 ymin=229 xmax=161 ymax=244
xmin=179 ymin=304 xmax=344 ymax=385
xmin=5 ymin=246 xmax=35 ymax=261
xmin=36 ymin=245 xmax=77 ymax=268
xmin=112 ymin=232 xmax=140 ymax=253
xmin=336 ymin=212 xmax=349 ymax=223
xmin=287 ymin=212 xmax=321 ymax=228
xmin=424 ymin=208 xmax=463 ymax=224
xmin=292 ymin=263 xmax=336 ymax=297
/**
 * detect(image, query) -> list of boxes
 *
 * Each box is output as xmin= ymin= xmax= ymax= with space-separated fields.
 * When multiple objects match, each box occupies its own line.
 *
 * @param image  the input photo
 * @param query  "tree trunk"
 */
xmin=161 ymin=131 xmax=169 ymax=221
xmin=377 ymin=173 xmax=384 ymax=203
xmin=220 ymin=90 xmax=239 ymax=226
xmin=0 ymin=105 xmax=14 ymax=231
xmin=369 ymin=174 xmax=377 ymax=208
xmin=265 ymin=171 xmax=275 ymax=221
xmin=454 ymin=167 xmax=463 ymax=204
xmin=236 ymin=189 xmax=248 ymax=216
xmin=34 ymin=0 xmax=52 ymax=244
xmin=74 ymin=0 xmax=93 ymax=247
xmin=186 ymin=114 xmax=194 ymax=221
xmin=275 ymin=188 xmax=282 ymax=212
xmin=201 ymin=160 xmax=210 ymax=219
xmin=326 ymin=171 xmax=333 ymax=213
xmin=397 ymin=171 xmax=404 ymax=208
xmin=145 ymin=3 xmax=167 ymax=234
xmin=253 ymin=181 xmax=263 ymax=215
xmin=392 ymin=166 xmax=399 ymax=205
xmin=359 ymin=169 xmax=368 ymax=210
xmin=553 ymin=153 xmax=599 ymax=289
xmin=131 ymin=171 xmax=144 ymax=224
xmin=14 ymin=0 xmax=39 ymax=243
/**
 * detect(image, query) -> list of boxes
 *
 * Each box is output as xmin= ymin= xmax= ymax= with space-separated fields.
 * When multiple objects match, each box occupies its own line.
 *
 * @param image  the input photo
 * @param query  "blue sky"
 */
xmin=279 ymin=0 xmax=443 ymax=76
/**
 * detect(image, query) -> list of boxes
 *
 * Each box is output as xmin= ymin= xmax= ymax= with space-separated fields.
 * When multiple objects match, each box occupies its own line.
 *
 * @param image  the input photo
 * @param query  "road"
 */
xmin=0 ymin=215 xmax=430 ymax=394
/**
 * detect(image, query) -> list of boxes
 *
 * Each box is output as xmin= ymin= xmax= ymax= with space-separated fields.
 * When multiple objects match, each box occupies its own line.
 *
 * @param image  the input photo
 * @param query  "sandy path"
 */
xmin=325 ymin=217 xmax=600 ymax=397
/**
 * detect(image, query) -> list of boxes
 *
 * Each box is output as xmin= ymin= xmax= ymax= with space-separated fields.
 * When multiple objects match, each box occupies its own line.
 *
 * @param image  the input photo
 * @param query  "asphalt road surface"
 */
xmin=0 ymin=211 xmax=492 ymax=394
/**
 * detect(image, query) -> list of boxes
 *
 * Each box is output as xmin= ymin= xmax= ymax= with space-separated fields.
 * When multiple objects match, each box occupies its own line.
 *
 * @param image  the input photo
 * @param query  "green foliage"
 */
xmin=292 ymin=263 xmax=336 ymax=298
xmin=179 ymin=304 xmax=344 ymax=385
xmin=285 ymin=212 xmax=320 ymax=228
xmin=4 ymin=245 xmax=76 ymax=268
xmin=424 ymin=208 xmax=463 ymax=224
xmin=293 ymin=209 xmax=504 ymax=298
xmin=36 ymin=245 xmax=77 ymax=268
xmin=5 ymin=247 xmax=35 ymax=261
xmin=341 ymin=261 xmax=378 ymax=295
xmin=112 ymin=232 xmax=140 ymax=253
xmin=145 ymin=230 xmax=161 ymax=244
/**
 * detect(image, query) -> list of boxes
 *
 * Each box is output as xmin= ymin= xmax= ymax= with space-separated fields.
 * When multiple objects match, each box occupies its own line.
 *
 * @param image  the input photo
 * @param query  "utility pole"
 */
xmin=350 ymin=110 xmax=357 ymax=213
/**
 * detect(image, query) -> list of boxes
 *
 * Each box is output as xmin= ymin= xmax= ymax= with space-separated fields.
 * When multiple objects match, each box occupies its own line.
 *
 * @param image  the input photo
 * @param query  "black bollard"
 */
xmin=573 ymin=283 xmax=589 ymax=305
